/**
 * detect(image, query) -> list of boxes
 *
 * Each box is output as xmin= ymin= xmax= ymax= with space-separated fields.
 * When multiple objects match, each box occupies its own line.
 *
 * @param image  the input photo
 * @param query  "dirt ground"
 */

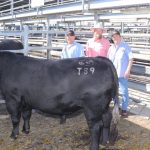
xmin=0 ymin=112 xmax=150 ymax=150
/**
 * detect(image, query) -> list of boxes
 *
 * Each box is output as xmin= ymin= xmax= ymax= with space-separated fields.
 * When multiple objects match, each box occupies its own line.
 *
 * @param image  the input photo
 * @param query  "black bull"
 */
xmin=0 ymin=52 xmax=120 ymax=150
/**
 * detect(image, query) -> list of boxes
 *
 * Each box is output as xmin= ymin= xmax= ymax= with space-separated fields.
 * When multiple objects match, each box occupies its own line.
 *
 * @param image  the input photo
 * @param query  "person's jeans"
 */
xmin=119 ymin=77 xmax=129 ymax=111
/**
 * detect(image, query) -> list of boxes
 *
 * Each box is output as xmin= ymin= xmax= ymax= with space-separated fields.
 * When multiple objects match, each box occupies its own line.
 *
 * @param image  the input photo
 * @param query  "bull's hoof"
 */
xmin=60 ymin=115 xmax=66 ymax=124
xmin=10 ymin=133 xmax=18 ymax=140
xmin=101 ymin=141 xmax=110 ymax=148
xmin=22 ymin=129 xmax=30 ymax=134
xmin=100 ymin=143 xmax=110 ymax=150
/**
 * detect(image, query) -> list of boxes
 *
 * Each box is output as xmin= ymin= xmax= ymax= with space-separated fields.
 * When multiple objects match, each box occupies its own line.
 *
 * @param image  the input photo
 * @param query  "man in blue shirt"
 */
xmin=108 ymin=30 xmax=133 ymax=117
xmin=61 ymin=30 xmax=84 ymax=58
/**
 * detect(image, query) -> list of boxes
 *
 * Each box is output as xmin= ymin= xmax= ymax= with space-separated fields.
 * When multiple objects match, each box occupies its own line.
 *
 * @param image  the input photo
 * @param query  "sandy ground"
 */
xmin=0 ymin=112 xmax=150 ymax=150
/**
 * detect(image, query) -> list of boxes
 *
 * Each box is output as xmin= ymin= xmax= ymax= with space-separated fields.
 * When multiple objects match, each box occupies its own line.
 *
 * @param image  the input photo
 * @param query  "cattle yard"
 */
xmin=0 ymin=111 xmax=150 ymax=150
xmin=0 ymin=31 xmax=150 ymax=150
xmin=0 ymin=0 xmax=150 ymax=150
xmin=0 ymin=33 xmax=150 ymax=117
xmin=0 ymin=35 xmax=150 ymax=150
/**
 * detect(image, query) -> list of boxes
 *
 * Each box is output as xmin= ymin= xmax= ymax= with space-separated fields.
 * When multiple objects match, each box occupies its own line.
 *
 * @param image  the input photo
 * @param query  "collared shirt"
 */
xmin=85 ymin=37 xmax=110 ymax=57
xmin=61 ymin=41 xmax=84 ymax=58
xmin=107 ymin=41 xmax=133 ymax=77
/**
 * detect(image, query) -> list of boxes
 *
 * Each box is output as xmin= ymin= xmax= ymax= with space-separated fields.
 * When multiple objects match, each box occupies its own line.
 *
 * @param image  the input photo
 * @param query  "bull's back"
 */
xmin=0 ymin=52 xmax=117 ymax=97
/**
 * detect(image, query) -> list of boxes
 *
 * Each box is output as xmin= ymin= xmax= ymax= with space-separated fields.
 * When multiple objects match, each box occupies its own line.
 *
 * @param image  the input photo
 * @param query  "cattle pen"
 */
xmin=0 ymin=31 xmax=150 ymax=150
xmin=0 ymin=0 xmax=150 ymax=150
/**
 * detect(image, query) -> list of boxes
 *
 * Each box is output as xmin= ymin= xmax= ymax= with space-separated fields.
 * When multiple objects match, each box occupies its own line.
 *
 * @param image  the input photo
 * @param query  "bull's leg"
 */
xmin=60 ymin=115 xmax=66 ymax=124
xmin=100 ymin=109 xmax=112 ymax=147
xmin=10 ymin=113 xmax=21 ymax=139
xmin=6 ymin=100 xmax=21 ymax=139
xmin=89 ymin=120 xmax=103 ymax=150
xmin=22 ymin=109 xmax=32 ymax=134
xmin=84 ymin=109 xmax=103 ymax=150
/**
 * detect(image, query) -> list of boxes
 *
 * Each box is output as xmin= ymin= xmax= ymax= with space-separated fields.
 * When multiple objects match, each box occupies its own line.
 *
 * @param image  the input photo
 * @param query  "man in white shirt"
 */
xmin=61 ymin=30 xmax=84 ymax=58
xmin=108 ymin=30 xmax=133 ymax=117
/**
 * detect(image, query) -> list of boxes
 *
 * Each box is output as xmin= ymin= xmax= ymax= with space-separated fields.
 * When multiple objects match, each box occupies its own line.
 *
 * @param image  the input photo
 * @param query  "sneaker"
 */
xmin=121 ymin=110 xmax=128 ymax=117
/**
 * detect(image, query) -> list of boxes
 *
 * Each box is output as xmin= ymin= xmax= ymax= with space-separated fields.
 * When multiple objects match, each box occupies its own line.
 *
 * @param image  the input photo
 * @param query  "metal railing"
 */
xmin=0 ymin=25 xmax=150 ymax=118
xmin=0 ymin=0 xmax=82 ymax=17
xmin=0 ymin=26 xmax=150 ymax=56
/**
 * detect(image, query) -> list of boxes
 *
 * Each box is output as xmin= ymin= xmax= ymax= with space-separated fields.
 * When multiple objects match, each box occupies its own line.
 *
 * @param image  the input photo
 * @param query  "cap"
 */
xmin=92 ymin=22 xmax=104 ymax=29
xmin=111 ymin=30 xmax=120 ymax=37
xmin=66 ymin=30 xmax=75 ymax=36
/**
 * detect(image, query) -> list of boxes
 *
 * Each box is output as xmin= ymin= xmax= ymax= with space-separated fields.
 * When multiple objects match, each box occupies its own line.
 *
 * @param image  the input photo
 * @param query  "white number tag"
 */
xmin=77 ymin=67 xmax=95 ymax=75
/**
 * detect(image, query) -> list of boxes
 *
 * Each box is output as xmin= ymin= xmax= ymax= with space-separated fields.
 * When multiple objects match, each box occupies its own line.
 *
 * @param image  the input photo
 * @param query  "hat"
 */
xmin=111 ymin=30 xmax=120 ymax=37
xmin=92 ymin=22 xmax=104 ymax=29
xmin=66 ymin=30 xmax=75 ymax=36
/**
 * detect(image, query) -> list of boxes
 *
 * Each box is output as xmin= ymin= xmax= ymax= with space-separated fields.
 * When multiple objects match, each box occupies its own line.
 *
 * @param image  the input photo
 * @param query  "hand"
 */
xmin=124 ymin=70 xmax=130 ymax=79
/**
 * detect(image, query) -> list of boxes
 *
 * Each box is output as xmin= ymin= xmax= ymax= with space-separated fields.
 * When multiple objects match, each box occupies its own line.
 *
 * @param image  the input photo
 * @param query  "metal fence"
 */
xmin=0 ymin=0 xmax=81 ymax=17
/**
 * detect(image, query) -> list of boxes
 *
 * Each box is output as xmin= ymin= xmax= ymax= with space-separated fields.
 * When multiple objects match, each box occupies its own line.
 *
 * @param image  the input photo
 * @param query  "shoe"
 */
xmin=121 ymin=110 xmax=128 ymax=117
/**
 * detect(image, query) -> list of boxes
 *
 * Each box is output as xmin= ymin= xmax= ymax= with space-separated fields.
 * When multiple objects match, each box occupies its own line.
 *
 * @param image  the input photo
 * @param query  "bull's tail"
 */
xmin=109 ymin=98 xmax=120 ymax=144
xmin=110 ymin=62 xmax=120 ymax=144
xmin=112 ymin=102 xmax=120 ymax=125
xmin=112 ymin=62 xmax=120 ymax=125
xmin=112 ymin=88 xmax=120 ymax=125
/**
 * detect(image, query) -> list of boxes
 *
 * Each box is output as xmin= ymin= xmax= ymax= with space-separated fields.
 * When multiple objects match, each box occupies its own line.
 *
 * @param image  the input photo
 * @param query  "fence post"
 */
xmin=23 ymin=25 xmax=29 ymax=55
xmin=46 ymin=18 xmax=52 ymax=59
xmin=47 ymin=33 xmax=52 ymax=59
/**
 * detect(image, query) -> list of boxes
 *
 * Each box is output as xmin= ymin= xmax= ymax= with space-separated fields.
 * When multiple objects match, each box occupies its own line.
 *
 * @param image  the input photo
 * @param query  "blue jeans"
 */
xmin=119 ymin=77 xmax=129 ymax=111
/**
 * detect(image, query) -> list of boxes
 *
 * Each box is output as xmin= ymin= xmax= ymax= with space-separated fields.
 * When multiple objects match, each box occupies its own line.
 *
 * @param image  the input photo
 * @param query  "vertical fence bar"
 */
xmin=23 ymin=25 xmax=29 ymax=55
xmin=46 ymin=18 xmax=52 ymax=59
xmin=47 ymin=34 xmax=52 ymax=59
xmin=11 ymin=0 xmax=14 ymax=18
